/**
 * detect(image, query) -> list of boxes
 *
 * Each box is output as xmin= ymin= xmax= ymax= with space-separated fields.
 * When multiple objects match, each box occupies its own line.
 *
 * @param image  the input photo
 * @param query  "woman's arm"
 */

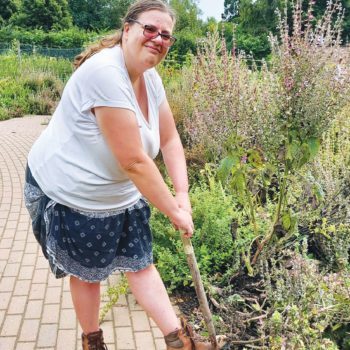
xmin=159 ymin=99 xmax=192 ymax=214
xmin=95 ymin=106 xmax=193 ymax=235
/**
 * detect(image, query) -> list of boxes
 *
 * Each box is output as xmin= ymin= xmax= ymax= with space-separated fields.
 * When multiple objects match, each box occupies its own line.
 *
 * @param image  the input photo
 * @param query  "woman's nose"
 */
xmin=151 ymin=34 xmax=163 ymax=45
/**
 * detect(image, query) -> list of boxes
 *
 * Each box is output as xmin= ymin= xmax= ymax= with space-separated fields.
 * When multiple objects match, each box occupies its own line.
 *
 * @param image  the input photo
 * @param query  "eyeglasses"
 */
xmin=127 ymin=19 xmax=177 ymax=47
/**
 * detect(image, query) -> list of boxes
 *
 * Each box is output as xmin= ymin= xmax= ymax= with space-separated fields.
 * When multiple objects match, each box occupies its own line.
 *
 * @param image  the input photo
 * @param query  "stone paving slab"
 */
xmin=0 ymin=116 xmax=169 ymax=350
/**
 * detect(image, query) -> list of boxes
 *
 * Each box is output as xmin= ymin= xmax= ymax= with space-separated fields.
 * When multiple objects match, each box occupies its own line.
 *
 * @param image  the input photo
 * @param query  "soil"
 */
xmin=171 ymin=273 xmax=267 ymax=349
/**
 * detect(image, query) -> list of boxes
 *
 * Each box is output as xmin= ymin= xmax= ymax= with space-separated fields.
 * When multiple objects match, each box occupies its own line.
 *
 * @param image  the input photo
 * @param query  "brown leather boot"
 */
xmin=82 ymin=329 xmax=108 ymax=350
xmin=164 ymin=318 xmax=216 ymax=350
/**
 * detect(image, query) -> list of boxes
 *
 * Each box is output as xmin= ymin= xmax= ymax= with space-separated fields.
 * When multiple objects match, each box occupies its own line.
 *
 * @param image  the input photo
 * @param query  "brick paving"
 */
xmin=0 ymin=115 xmax=170 ymax=350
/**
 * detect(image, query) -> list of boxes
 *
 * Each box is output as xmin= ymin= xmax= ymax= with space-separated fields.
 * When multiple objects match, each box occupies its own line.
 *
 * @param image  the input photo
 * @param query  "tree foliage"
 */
xmin=222 ymin=0 xmax=350 ymax=58
xmin=222 ymin=0 xmax=238 ymax=21
xmin=0 ymin=0 xmax=17 ymax=26
xmin=13 ymin=0 xmax=72 ymax=30
xmin=68 ymin=0 xmax=133 ymax=30
xmin=221 ymin=0 xmax=283 ymax=57
xmin=167 ymin=0 xmax=205 ymax=61
xmin=169 ymin=0 xmax=202 ymax=32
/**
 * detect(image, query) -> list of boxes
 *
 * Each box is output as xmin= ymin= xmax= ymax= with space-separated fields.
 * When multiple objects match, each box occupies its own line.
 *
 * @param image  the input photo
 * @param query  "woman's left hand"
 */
xmin=175 ymin=192 xmax=192 ymax=214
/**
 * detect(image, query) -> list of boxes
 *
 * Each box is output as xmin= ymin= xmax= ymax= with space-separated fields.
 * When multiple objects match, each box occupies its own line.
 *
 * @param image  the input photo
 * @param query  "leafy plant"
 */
xmin=261 ymin=243 xmax=350 ymax=349
xmin=186 ymin=0 xmax=350 ymax=272
xmin=0 ymin=52 xmax=71 ymax=119
xmin=0 ymin=27 xmax=99 ymax=48
xmin=99 ymin=273 xmax=129 ymax=323
xmin=151 ymin=169 xmax=236 ymax=291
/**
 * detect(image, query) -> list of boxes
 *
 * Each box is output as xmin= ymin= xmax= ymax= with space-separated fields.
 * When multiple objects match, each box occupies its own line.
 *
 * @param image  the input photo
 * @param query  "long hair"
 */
xmin=74 ymin=0 xmax=176 ymax=69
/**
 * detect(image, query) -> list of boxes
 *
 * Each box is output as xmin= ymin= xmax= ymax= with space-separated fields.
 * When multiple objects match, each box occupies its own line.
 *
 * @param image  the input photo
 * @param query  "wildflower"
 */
xmin=284 ymin=76 xmax=294 ymax=91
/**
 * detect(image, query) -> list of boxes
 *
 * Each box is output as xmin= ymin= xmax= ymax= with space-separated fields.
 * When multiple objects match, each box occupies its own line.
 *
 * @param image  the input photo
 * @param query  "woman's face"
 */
xmin=123 ymin=10 xmax=175 ymax=69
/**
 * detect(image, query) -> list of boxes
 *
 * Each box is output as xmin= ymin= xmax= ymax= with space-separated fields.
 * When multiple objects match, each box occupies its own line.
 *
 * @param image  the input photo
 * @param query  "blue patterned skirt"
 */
xmin=24 ymin=166 xmax=153 ymax=282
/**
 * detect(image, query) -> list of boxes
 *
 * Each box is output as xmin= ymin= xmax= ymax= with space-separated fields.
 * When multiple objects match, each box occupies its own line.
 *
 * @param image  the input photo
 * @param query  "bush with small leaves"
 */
xmin=151 ymin=170 xmax=236 ymax=291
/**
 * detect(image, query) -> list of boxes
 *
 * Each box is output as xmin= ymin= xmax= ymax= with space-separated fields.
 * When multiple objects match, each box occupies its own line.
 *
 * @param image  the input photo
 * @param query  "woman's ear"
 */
xmin=123 ymin=22 xmax=130 ymax=39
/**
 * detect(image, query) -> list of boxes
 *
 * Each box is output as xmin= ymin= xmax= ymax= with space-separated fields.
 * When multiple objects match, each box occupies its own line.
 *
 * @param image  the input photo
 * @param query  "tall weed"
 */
xmin=306 ymin=105 xmax=350 ymax=270
xmin=185 ymin=0 xmax=350 ymax=270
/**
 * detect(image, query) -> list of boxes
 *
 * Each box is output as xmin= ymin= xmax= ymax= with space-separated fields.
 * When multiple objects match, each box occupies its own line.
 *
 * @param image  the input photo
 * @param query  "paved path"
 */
xmin=0 ymin=116 xmax=169 ymax=350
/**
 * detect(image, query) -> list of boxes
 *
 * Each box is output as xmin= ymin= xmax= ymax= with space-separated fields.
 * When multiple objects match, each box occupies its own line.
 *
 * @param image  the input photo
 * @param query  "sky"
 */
xmin=196 ymin=0 xmax=225 ymax=21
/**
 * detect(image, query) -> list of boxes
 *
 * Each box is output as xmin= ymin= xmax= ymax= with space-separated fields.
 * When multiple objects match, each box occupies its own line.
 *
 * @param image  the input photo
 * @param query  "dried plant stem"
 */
xmin=252 ymin=167 xmax=289 ymax=264
xmin=231 ymin=336 xmax=268 ymax=345
xmin=244 ymin=314 xmax=268 ymax=323
xmin=245 ymin=184 xmax=258 ymax=235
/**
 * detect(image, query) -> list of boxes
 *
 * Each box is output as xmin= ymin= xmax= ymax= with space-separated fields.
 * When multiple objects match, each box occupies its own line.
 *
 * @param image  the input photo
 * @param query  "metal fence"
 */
xmin=0 ymin=43 xmax=83 ymax=60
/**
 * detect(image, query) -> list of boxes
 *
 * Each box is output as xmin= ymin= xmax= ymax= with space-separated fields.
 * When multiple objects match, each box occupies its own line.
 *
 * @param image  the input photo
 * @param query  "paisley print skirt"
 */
xmin=24 ymin=165 xmax=153 ymax=282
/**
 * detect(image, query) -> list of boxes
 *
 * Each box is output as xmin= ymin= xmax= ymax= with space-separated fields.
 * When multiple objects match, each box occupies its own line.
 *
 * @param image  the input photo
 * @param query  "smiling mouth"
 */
xmin=145 ymin=45 xmax=161 ymax=53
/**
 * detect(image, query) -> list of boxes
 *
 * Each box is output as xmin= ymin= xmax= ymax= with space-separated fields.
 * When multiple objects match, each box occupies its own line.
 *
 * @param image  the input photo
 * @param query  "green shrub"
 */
xmin=287 ymin=105 xmax=350 ymax=272
xmin=170 ymin=29 xmax=198 ymax=64
xmin=185 ymin=1 xmax=350 ymax=276
xmin=151 ymin=172 xmax=236 ymax=291
xmin=235 ymin=30 xmax=270 ymax=59
xmin=0 ymin=27 xmax=100 ymax=48
xmin=261 ymin=244 xmax=350 ymax=349
xmin=0 ymin=108 xmax=9 ymax=121
xmin=0 ymin=53 xmax=70 ymax=118
xmin=27 ymin=91 xmax=56 ymax=115
xmin=23 ymin=71 xmax=63 ymax=115
xmin=0 ymin=77 xmax=30 ymax=115
xmin=0 ymin=53 xmax=73 ymax=80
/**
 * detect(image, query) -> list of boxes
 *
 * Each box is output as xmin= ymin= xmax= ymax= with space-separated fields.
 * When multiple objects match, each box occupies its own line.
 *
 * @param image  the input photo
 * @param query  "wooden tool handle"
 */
xmin=180 ymin=235 xmax=218 ymax=348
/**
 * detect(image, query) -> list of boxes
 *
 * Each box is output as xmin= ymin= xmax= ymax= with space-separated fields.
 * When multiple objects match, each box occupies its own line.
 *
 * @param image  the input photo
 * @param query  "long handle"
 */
xmin=181 ymin=235 xmax=218 ymax=348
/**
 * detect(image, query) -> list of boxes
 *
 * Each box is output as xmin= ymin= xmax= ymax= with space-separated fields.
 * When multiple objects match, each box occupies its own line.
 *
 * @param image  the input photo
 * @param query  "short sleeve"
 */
xmin=81 ymin=65 xmax=136 ymax=113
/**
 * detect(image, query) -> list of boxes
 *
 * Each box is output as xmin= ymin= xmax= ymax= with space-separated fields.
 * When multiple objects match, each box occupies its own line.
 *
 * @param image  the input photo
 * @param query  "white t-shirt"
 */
xmin=28 ymin=45 xmax=166 ymax=211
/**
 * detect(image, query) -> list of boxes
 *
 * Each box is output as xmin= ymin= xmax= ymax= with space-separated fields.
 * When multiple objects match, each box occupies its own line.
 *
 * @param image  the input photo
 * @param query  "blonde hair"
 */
xmin=74 ymin=0 xmax=176 ymax=69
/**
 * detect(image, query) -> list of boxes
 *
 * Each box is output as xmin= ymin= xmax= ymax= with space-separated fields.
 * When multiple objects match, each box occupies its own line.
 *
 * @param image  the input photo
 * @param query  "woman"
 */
xmin=24 ymin=1 xmax=214 ymax=349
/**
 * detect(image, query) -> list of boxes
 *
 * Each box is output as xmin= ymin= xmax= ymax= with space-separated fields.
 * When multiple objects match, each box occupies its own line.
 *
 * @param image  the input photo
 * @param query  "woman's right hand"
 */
xmin=170 ymin=208 xmax=194 ymax=238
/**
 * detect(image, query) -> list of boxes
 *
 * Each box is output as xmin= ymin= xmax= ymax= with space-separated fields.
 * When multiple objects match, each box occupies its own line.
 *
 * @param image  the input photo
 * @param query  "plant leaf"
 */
xmin=282 ymin=212 xmax=291 ymax=230
xmin=218 ymin=156 xmax=239 ymax=182
xmin=307 ymin=137 xmax=320 ymax=159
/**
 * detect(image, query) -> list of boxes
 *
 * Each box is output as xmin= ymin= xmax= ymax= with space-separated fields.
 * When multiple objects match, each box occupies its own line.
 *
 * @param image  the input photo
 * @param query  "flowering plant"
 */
xmin=186 ymin=0 xmax=350 ymax=270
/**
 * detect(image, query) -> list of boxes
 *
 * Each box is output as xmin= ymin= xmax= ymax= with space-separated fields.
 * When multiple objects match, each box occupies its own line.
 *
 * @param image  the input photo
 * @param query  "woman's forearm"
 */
xmin=161 ymin=135 xmax=189 ymax=194
xmin=123 ymin=153 xmax=181 ymax=219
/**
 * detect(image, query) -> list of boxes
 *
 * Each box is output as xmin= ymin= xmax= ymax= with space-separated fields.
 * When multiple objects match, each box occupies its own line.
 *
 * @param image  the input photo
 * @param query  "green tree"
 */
xmin=68 ymin=0 xmax=133 ymax=30
xmin=222 ymin=0 xmax=281 ymax=58
xmin=222 ymin=0 xmax=350 ymax=58
xmin=168 ymin=0 xmax=205 ymax=62
xmin=13 ymin=0 xmax=72 ymax=31
xmin=170 ymin=0 xmax=203 ymax=32
xmin=0 ymin=0 xmax=17 ymax=26
xmin=222 ymin=0 xmax=238 ymax=21
xmin=226 ymin=0 xmax=281 ymax=34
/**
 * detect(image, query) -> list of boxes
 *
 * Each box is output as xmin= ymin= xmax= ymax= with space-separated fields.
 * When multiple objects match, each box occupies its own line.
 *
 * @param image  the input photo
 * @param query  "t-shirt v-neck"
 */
xmin=129 ymin=76 xmax=152 ymax=130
